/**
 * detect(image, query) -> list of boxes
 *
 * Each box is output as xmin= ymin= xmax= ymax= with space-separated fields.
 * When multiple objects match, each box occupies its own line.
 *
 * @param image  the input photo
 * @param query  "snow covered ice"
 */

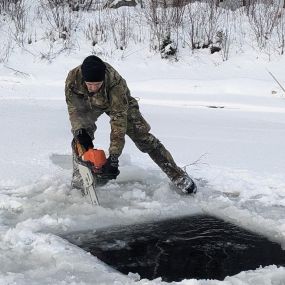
xmin=0 ymin=4 xmax=285 ymax=282
xmin=0 ymin=51 xmax=285 ymax=284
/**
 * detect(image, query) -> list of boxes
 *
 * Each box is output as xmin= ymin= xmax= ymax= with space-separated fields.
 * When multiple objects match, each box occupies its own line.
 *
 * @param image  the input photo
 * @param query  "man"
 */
xmin=65 ymin=55 xmax=197 ymax=194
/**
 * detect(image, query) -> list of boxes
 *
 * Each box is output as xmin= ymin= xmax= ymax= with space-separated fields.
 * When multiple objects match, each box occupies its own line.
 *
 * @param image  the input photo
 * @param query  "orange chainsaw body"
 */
xmin=82 ymin=149 xmax=107 ymax=172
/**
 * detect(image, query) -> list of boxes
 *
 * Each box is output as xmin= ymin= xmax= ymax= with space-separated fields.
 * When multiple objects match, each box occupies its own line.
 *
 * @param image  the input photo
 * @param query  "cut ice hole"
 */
xmin=64 ymin=215 xmax=285 ymax=282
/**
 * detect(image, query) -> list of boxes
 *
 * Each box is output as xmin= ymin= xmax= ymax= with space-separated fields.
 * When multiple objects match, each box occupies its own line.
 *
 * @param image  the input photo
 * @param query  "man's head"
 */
xmin=81 ymin=55 xmax=106 ymax=93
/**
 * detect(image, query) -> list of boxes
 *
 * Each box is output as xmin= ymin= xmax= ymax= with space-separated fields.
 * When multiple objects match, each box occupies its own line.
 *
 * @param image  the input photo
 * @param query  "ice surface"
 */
xmin=0 ymin=44 xmax=285 ymax=284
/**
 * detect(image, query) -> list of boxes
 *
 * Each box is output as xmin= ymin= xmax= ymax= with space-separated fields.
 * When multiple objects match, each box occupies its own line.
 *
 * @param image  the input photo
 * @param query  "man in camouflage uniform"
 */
xmin=65 ymin=55 xmax=197 ymax=194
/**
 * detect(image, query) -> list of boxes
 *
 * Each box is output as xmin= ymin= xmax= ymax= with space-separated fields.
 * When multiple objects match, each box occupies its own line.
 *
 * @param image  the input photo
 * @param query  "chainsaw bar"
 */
xmin=77 ymin=161 xmax=100 ymax=205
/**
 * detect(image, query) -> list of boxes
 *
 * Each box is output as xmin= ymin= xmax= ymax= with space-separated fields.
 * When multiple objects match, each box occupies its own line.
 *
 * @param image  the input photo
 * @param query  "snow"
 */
xmin=1 ymin=17 xmax=285 ymax=285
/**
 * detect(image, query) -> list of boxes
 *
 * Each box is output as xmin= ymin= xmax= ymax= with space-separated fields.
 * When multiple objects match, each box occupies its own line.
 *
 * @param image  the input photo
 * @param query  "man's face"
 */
xmin=85 ymin=81 xmax=103 ymax=93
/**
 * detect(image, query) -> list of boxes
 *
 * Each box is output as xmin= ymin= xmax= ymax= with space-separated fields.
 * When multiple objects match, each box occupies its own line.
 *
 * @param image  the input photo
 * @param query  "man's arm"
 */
xmin=65 ymin=71 xmax=96 ymax=139
xmin=108 ymin=70 xmax=129 ymax=156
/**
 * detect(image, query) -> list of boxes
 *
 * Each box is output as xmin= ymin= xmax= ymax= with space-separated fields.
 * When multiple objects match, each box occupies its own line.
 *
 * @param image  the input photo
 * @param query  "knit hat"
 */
xmin=81 ymin=55 xmax=106 ymax=82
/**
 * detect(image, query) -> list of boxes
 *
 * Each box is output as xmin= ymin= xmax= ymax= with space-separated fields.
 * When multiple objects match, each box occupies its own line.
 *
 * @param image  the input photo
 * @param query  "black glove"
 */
xmin=75 ymin=129 xmax=94 ymax=151
xmin=102 ymin=154 xmax=120 ymax=178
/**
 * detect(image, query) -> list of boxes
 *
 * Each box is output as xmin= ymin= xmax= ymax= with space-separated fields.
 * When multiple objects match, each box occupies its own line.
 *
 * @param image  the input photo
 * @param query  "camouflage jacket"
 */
xmin=65 ymin=62 xmax=138 ymax=156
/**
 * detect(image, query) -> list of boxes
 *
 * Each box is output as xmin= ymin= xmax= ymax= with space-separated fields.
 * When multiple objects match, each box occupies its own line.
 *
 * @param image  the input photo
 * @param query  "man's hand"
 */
xmin=102 ymin=154 xmax=120 ymax=178
xmin=75 ymin=129 xmax=94 ymax=151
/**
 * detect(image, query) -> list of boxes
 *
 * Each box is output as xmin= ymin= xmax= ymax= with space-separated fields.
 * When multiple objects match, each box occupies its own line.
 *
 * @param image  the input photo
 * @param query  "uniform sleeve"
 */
xmin=65 ymin=72 xmax=96 ymax=138
xmin=108 ymin=70 xmax=129 ymax=156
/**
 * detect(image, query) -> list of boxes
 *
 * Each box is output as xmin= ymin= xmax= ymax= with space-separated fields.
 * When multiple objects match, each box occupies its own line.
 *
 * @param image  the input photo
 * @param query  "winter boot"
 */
xmin=171 ymin=172 xmax=197 ymax=194
xmin=148 ymin=142 xmax=197 ymax=194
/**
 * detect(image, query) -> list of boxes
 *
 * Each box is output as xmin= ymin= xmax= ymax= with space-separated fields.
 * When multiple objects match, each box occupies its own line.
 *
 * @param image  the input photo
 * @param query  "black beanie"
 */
xmin=81 ymin=55 xmax=106 ymax=82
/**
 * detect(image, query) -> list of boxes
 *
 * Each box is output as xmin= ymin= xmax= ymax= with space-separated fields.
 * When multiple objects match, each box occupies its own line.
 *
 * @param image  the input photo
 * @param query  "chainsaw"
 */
xmin=74 ymin=142 xmax=117 ymax=205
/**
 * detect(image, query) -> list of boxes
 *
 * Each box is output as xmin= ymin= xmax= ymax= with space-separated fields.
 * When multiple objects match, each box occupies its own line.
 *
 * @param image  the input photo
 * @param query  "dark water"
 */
xmin=64 ymin=215 xmax=285 ymax=282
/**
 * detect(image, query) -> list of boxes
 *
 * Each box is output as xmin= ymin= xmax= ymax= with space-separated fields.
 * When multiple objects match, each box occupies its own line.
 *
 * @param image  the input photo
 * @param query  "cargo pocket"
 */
xmin=128 ymin=107 xmax=151 ymax=134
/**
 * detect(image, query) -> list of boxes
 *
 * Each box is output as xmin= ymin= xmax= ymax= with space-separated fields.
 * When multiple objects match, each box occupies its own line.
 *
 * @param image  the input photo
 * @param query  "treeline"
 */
xmin=0 ymin=0 xmax=285 ymax=62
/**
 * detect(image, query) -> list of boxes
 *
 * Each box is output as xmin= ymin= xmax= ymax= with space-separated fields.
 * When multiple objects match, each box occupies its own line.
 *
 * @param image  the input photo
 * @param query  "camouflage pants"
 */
xmin=72 ymin=106 xmax=185 ymax=185
xmin=126 ymin=106 xmax=185 ymax=181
